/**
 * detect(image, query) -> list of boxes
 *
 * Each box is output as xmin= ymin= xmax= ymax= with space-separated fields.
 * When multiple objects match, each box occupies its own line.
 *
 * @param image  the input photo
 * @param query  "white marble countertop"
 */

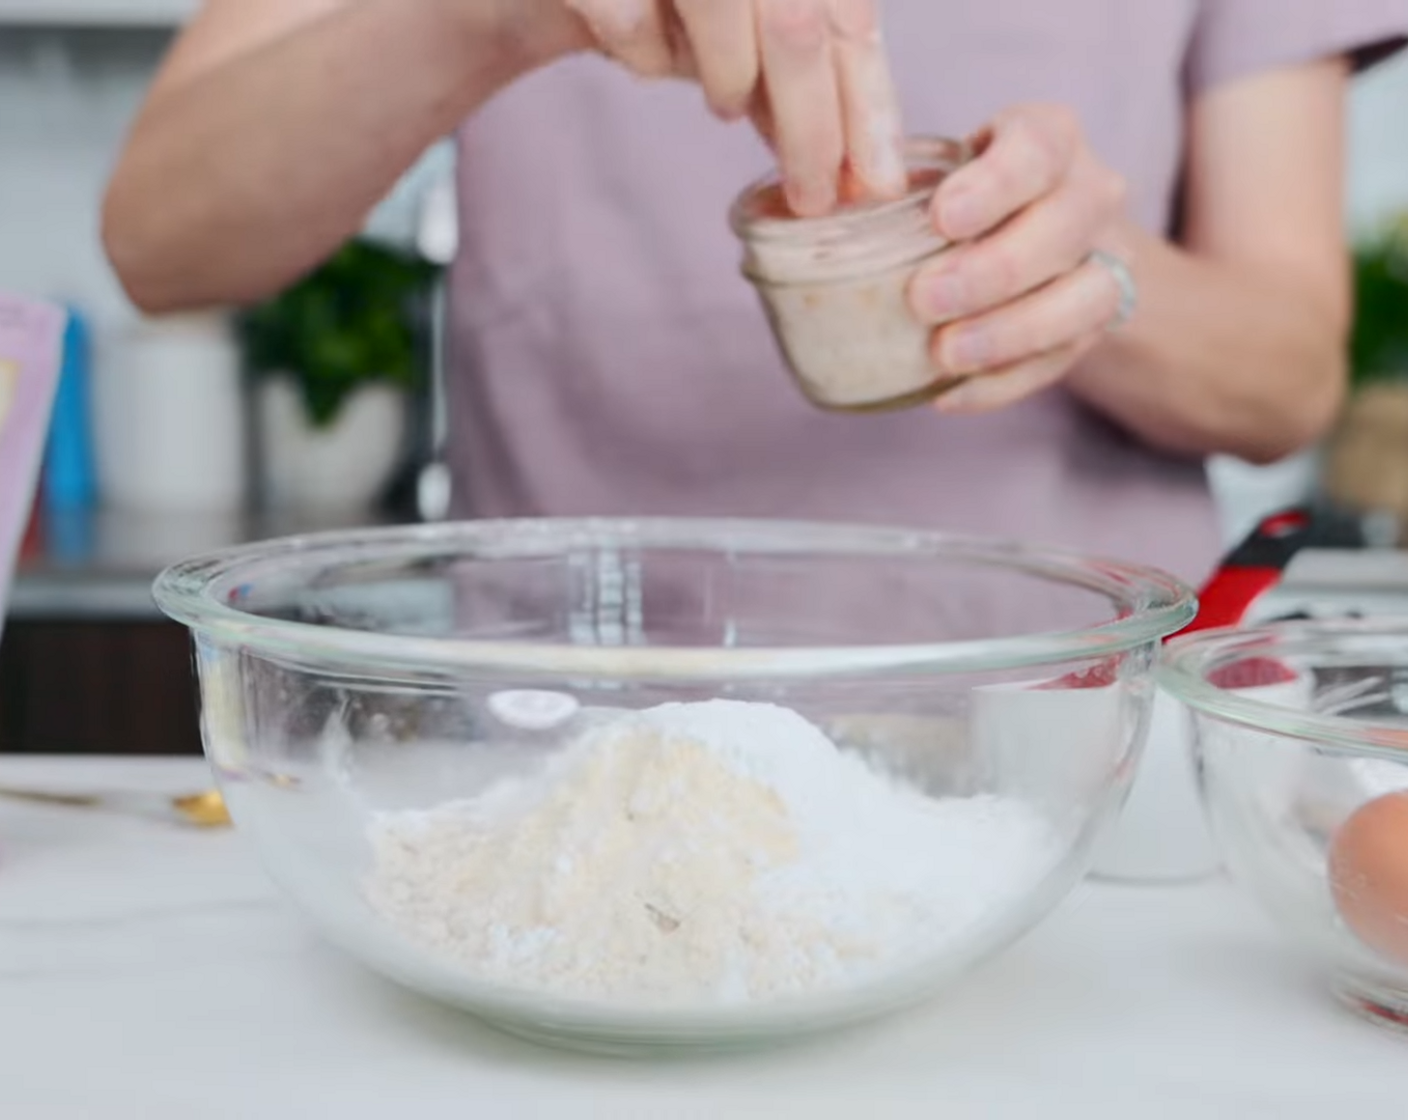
xmin=2 ymin=756 xmax=1405 ymax=1119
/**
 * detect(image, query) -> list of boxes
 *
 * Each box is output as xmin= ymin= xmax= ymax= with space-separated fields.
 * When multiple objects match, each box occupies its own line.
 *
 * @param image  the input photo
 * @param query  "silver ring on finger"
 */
xmin=1087 ymin=249 xmax=1138 ymax=332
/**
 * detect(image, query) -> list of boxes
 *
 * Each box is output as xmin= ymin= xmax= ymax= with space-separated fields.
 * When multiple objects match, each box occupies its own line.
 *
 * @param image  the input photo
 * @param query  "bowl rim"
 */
xmin=152 ymin=516 xmax=1196 ymax=682
xmin=1159 ymin=617 xmax=1408 ymax=761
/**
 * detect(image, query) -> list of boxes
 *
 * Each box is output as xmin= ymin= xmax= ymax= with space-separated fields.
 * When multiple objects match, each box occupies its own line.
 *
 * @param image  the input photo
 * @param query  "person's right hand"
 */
xmin=517 ymin=0 xmax=907 ymax=216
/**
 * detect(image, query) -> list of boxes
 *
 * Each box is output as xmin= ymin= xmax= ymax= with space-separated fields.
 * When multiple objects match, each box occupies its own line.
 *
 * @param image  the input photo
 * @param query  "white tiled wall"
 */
xmin=0 ymin=30 xmax=163 ymax=325
xmin=1347 ymin=51 xmax=1408 ymax=236
xmin=0 ymin=27 xmax=448 ymax=329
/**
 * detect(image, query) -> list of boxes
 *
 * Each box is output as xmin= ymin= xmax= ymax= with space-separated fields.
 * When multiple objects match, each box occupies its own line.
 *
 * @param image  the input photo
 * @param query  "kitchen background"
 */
xmin=2 ymin=6 xmax=1408 ymax=755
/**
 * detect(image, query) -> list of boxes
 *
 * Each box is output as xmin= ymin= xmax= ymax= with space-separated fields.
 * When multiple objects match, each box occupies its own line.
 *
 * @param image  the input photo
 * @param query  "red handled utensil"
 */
xmin=1186 ymin=508 xmax=1314 ymax=688
xmin=1185 ymin=508 xmax=1314 ymax=636
xmin=1049 ymin=508 xmax=1319 ymax=690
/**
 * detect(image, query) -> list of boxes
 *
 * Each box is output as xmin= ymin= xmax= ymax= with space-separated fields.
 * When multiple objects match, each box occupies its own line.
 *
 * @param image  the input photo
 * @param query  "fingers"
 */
xmin=580 ymin=0 xmax=906 ymax=217
xmin=674 ymin=0 xmax=758 ymax=119
xmin=934 ymin=335 xmax=1101 ymax=415
xmin=928 ymin=256 xmax=1123 ymax=379
xmin=757 ymin=0 xmax=844 ymax=216
xmin=829 ymin=0 xmax=906 ymax=197
xmin=748 ymin=92 xmax=777 ymax=148
xmin=931 ymin=104 xmax=1084 ymax=242
xmin=755 ymin=0 xmax=906 ymax=213
xmin=903 ymin=104 xmax=1135 ymax=417
xmin=568 ymin=0 xmax=675 ymax=78
xmin=664 ymin=10 xmax=701 ymax=79
xmin=578 ymin=0 xmax=905 ymax=216
xmin=910 ymin=157 xmax=1126 ymax=323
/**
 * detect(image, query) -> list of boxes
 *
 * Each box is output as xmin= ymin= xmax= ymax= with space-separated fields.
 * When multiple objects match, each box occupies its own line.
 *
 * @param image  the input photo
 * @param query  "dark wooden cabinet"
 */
xmin=2 ymin=508 xmax=407 ymax=756
xmin=0 ymin=619 xmax=203 ymax=755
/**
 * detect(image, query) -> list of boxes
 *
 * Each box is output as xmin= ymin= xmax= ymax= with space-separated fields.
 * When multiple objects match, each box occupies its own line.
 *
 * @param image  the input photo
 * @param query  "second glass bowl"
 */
xmin=1161 ymin=619 xmax=1408 ymax=1032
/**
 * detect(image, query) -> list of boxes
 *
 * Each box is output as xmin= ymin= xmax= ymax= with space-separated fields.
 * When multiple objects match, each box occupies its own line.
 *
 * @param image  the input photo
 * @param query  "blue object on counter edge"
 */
xmin=42 ymin=307 xmax=96 ymax=512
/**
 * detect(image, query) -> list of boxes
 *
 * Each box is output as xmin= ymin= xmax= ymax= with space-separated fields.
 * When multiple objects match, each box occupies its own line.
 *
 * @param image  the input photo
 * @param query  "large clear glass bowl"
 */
xmin=153 ymin=518 xmax=1194 ymax=1053
xmin=1160 ymin=620 xmax=1408 ymax=1033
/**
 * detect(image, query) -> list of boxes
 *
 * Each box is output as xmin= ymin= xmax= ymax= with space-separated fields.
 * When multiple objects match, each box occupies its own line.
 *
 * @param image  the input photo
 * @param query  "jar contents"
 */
xmin=364 ymin=700 xmax=1055 ymax=1007
xmin=731 ymin=138 xmax=970 ymax=412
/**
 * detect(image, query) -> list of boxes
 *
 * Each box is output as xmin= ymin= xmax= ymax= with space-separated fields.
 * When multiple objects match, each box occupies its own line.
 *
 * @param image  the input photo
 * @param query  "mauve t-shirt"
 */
xmin=447 ymin=0 xmax=1407 ymax=586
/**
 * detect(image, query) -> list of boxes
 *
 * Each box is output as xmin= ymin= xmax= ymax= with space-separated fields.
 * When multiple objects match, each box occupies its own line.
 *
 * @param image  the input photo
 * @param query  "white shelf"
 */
xmin=0 ymin=0 xmax=195 ymax=26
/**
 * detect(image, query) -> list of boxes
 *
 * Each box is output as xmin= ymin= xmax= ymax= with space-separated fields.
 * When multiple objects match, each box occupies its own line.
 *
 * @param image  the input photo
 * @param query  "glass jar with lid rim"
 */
xmin=730 ymin=136 xmax=972 ymax=412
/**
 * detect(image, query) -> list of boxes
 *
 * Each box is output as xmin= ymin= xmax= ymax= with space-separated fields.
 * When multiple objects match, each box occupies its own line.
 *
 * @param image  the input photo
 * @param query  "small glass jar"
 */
xmin=730 ymin=137 xmax=971 ymax=412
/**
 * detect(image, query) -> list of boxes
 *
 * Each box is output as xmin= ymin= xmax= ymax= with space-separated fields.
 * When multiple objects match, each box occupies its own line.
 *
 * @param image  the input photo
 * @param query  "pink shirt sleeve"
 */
xmin=1188 ymin=0 xmax=1408 ymax=92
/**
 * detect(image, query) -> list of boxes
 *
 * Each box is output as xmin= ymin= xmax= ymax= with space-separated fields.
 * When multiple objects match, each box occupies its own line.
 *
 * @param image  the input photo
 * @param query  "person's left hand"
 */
xmin=908 ymin=103 xmax=1134 ymax=414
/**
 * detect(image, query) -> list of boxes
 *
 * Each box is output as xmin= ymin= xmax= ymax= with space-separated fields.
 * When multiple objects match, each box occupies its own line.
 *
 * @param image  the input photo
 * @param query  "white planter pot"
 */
xmin=257 ymin=377 xmax=407 ymax=515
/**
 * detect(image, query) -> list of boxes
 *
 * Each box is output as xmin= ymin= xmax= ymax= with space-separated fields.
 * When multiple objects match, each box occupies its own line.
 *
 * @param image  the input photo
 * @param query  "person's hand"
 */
xmin=907 ymin=104 xmax=1134 ymax=414
xmin=546 ymin=0 xmax=907 ymax=215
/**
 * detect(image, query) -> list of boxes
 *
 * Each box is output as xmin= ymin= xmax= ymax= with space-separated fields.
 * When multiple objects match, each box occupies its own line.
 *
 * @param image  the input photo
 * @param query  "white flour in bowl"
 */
xmin=363 ymin=700 xmax=1057 ymax=1006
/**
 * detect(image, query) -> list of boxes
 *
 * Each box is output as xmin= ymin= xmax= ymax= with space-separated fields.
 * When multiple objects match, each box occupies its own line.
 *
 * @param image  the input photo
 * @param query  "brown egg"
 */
xmin=1329 ymin=791 xmax=1408 ymax=966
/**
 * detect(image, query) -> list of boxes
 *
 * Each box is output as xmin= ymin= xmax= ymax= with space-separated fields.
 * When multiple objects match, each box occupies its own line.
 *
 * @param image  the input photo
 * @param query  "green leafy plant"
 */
xmin=238 ymin=238 xmax=440 ymax=427
xmin=1351 ymin=214 xmax=1408 ymax=390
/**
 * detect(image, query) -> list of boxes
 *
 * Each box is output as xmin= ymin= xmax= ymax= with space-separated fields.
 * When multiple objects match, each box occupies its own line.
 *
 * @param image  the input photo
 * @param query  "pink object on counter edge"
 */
xmin=0 ymin=292 xmax=66 ymax=640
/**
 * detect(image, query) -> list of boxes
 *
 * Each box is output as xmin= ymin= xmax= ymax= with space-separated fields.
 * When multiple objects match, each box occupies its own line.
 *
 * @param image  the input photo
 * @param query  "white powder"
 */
xmin=364 ymin=700 xmax=1056 ymax=1006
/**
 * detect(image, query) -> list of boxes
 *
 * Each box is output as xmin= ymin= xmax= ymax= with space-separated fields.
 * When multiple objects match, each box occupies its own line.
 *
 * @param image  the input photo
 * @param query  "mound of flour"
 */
xmin=364 ymin=700 xmax=1055 ymax=1005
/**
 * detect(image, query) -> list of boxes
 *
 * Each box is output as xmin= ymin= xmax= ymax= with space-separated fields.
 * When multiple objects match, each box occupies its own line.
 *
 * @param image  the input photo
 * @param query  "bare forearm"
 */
xmin=104 ymin=0 xmax=545 ymax=312
xmin=1069 ymin=222 xmax=1348 ymax=465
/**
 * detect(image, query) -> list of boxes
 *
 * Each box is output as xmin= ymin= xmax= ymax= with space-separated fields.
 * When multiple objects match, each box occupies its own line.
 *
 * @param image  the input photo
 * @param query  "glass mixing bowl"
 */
xmin=154 ymin=518 xmax=1194 ymax=1053
xmin=1160 ymin=619 xmax=1408 ymax=1033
